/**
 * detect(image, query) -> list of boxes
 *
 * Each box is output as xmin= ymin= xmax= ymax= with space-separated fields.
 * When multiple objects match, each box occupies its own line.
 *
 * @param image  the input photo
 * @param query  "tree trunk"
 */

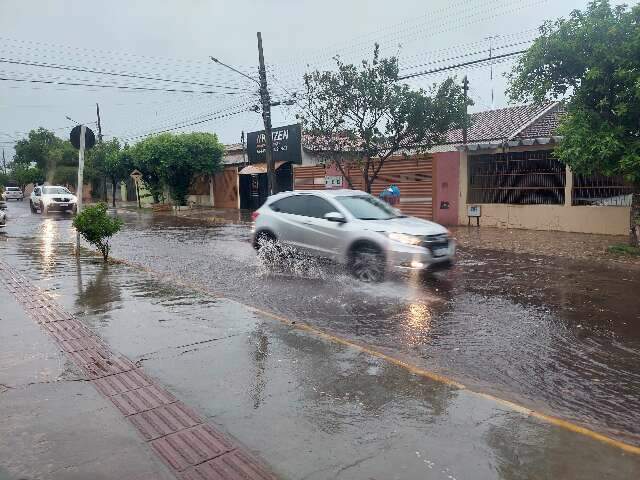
xmin=630 ymin=188 xmax=640 ymax=247
xmin=111 ymin=180 xmax=117 ymax=208
xmin=102 ymin=176 xmax=108 ymax=202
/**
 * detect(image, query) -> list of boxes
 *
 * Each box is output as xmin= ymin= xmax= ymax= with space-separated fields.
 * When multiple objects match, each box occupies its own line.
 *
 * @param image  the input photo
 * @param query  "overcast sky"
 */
xmin=0 ymin=0 xmax=634 ymax=159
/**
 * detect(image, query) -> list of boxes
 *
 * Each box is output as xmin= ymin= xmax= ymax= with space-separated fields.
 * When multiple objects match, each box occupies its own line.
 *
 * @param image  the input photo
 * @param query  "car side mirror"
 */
xmin=324 ymin=212 xmax=346 ymax=223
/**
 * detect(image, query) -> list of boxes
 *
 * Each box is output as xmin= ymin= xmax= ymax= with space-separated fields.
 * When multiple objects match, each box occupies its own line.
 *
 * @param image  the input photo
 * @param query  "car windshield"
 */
xmin=43 ymin=187 xmax=71 ymax=195
xmin=7 ymin=187 xmax=20 ymax=191
xmin=336 ymin=195 xmax=404 ymax=220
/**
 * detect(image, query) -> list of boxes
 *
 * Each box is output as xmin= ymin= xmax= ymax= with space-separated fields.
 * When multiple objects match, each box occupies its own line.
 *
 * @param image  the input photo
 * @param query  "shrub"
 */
xmin=73 ymin=203 xmax=123 ymax=261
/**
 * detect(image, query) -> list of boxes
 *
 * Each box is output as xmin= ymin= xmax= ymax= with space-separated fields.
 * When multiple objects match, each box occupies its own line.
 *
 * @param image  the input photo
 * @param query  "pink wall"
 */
xmin=433 ymin=151 xmax=460 ymax=226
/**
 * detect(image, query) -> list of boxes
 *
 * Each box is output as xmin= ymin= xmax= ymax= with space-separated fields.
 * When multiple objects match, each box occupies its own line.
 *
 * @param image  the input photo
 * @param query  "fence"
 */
xmin=293 ymin=156 xmax=434 ymax=219
xmin=468 ymin=150 xmax=566 ymax=205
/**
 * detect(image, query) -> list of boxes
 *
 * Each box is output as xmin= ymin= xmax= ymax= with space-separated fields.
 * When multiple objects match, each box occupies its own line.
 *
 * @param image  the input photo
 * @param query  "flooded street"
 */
xmin=1 ymin=201 xmax=639 ymax=479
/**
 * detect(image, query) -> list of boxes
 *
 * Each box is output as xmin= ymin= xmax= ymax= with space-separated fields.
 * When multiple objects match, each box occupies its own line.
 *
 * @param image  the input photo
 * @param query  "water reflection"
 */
xmin=76 ymin=263 xmax=122 ymax=314
xmin=40 ymin=218 xmax=56 ymax=272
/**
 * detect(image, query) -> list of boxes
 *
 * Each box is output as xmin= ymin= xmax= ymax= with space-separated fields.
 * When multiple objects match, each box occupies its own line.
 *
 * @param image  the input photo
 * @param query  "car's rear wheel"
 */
xmin=254 ymin=230 xmax=276 ymax=250
xmin=349 ymin=244 xmax=385 ymax=282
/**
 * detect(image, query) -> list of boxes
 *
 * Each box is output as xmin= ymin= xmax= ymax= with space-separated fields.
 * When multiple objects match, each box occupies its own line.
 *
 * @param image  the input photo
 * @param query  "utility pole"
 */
xmin=96 ymin=103 xmax=103 ymax=142
xmin=462 ymin=76 xmax=469 ymax=145
xmin=257 ymin=32 xmax=276 ymax=195
xmin=76 ymin=124 xmax=86 ymax=254
xmin=2 ymin=149 xmax=6 ymax=174
xmin=96 ymin=102 xmax=108 ymax=202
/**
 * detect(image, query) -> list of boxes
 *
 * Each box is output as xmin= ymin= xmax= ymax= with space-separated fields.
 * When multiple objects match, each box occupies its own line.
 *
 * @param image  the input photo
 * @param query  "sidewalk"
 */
xmin=451 ymin=225 xmax=640 ymax=265
xmin=0 ymin=264 xmax=277 ymax=480
xmin=0 ymin=287 xmax=175 ymax=480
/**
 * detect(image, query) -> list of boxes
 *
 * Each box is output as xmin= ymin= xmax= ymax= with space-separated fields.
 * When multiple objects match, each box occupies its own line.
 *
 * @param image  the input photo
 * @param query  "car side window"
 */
xmin=270 ymin=196 xmax=304 ymax=215
xmin=303 ymin=195 xmax=336 ymax=219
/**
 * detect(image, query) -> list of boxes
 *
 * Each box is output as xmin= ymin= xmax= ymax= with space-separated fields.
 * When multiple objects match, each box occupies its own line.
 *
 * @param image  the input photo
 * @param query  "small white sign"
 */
xmin=468 ymin=205 xmax=481 ymax=217
xmin=325 ymin=175 xmax=343 ymax=189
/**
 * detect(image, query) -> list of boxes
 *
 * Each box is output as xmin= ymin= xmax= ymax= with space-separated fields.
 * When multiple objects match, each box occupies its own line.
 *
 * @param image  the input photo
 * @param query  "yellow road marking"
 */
xmin=110 ymin=255 xmax=640 ymax=455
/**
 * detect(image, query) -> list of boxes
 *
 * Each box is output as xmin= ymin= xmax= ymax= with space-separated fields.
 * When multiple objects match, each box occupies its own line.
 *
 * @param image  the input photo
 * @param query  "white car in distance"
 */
xmin=2 ymin=186 xmax=24 ymax=201
xmin=30 ymin=185 xmax=78 ymax=214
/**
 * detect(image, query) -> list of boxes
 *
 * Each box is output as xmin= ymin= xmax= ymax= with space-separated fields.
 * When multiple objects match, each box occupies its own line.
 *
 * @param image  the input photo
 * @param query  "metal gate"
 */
xmin=213 ymin=167 xmax=239 ymax=209
xmin=293 ymin=156 xmax=434 ymax=219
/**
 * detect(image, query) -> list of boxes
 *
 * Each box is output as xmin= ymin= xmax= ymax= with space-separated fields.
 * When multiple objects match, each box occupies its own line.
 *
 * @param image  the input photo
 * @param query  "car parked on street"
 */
xmin=252 ymin=189 xmax=455 ymax=282
xmin=2 ymin=186 xmax=24 ymax=201
xmin=30 ymin=185 xmax=78 ymax=214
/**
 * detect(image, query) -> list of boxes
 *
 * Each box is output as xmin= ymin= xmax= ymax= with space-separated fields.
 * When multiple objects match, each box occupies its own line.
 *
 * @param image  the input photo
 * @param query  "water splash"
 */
xmin=255 ymin=238 xmax=329 ymax=280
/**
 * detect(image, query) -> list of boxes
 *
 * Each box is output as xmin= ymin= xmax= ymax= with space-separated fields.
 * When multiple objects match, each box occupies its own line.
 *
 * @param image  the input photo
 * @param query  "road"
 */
xmin=1 ymin=199 xmax=639 ymax=479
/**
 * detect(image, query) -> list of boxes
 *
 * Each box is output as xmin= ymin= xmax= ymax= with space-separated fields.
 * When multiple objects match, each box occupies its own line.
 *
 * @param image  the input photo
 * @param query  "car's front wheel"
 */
xmin=349 ymin=244 xmax=385 ymax=282
xmin=30 ymin=201 xmax=37 ymax=213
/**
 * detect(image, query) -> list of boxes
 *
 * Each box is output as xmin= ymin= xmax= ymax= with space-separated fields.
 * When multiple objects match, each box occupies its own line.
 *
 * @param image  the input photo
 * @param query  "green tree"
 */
xmin=73 ymin=203 xmax=123 ymax=261
xmin=508 ymin=0 xmax=640 ymax=245
xmin=131 ymin=132 xmax=224 ymax=205
xmin=9 ymin=162 xmax=44 ymax=192
xmin=104 ymin=141 xmax=133 ymax=207
xmin=299 ymin=44 xmax=470 ymax=192
xmin=12 ymin=128 xmax=61 ymax=170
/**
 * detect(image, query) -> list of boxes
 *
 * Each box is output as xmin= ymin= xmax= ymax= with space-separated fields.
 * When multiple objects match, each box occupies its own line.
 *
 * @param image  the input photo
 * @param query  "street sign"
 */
xmin=70 ymin=125 xmax=96 ymax=150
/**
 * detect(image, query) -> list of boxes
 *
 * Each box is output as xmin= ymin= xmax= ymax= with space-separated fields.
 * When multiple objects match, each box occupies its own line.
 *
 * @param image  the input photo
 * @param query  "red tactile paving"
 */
xmin=180 ymin=450 xmax=277 ymax=480
xmin=0 ymin=261 xmax=278 ymax=480
xmin=151 ymin=424 xmax=235 ymax=472
xmin=92 ymin=369 xmax=154 ymax=397
xmin=110 ymin=384 xmax=176 ymax=416
xmin=59 ymin=336 xmax=109 ymax=353
xmin=71 ymin=351 xmax=136 ymax=379
xmin=129 ymin=403 xmax=202 ymax=441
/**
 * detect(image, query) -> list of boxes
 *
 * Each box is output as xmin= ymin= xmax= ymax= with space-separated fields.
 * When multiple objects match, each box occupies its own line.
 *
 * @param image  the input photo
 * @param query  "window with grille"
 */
xmin=468 ymin=150 xmax=565 ymax=205
xmin=572 ymin=173 xmax=633 ymax=206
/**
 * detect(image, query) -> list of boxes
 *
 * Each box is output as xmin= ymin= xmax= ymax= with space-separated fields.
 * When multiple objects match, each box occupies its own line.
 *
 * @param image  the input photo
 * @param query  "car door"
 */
xmin=289 ymin=194 xmax=345 ymax=258
xmin=268 ymin=195 xmax=309 ymax=250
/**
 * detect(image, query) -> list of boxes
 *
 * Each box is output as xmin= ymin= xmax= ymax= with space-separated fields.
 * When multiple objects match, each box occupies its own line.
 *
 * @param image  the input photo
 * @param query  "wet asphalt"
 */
xmin=0 ymin=200 xmax=639 ymax=479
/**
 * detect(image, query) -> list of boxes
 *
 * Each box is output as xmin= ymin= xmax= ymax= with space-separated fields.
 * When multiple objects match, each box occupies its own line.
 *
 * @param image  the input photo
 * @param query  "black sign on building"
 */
xmin=246 ymin=124 xmax=302 ymax=164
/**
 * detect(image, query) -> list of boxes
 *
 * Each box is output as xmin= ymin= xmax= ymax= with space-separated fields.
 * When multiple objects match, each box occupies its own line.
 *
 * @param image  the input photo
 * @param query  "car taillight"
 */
xmin=251 ymin=211 xmax=260 ymax=221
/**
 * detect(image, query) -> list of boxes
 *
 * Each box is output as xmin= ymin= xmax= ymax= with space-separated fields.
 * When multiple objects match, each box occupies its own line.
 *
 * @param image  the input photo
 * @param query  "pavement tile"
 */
xmin=92 ymin=369 xmax=154 ymax=397
xmin=44 ymin=318 xmax=93 ymax=342
xmin=129 ymin=402 xmax=202 ymax=441
xmin=151 ymin=424 xmax=235 ymax=472
xmin=59 ymin=336 xmax=110 ymax=353
xmin=111 ymin=384 xmax=177 ymax=416
xmin=69 ymin=349 xmax=136 ymax=378
xmin=180 ymin=450 xmax=277 ymax=480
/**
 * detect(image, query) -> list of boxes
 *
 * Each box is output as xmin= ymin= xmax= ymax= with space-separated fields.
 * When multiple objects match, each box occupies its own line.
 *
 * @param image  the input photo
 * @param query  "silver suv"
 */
xmin=252 ymin=189 xmax=455 ymax=282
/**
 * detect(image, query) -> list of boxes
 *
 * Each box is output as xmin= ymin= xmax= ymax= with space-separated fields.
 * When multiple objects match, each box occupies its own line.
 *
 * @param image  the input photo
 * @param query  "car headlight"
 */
xmin=69 ymin=196 xmax=78 ymax=203
xmin=387 ymin=232 xmax=423 ymax=246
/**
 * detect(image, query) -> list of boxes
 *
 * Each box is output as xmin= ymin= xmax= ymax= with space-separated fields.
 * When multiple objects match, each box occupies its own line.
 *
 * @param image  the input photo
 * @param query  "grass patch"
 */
xmin=607 ymin=243 xmax=640 ymax=257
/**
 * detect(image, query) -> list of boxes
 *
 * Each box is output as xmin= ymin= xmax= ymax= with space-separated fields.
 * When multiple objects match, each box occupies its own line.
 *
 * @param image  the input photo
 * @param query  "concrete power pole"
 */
xmin=257 ymin=32 xmax=276 ymax=196
xmin=462 ymin=76 xmax=469 ymax=145
xmin=96 ymin=103 xmax=108 ymax=202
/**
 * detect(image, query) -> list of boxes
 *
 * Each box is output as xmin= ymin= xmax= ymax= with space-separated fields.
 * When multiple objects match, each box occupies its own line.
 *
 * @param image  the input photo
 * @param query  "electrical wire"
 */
xmin=0 ymin=58 xmax=253 ymax=91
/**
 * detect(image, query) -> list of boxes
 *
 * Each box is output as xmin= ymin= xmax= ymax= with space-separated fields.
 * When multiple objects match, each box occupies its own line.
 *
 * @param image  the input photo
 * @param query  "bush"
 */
xmin=607 ymin=244 xmax=640 ymax=257
xmin=73 ymin=203 xmax=123 ymax=261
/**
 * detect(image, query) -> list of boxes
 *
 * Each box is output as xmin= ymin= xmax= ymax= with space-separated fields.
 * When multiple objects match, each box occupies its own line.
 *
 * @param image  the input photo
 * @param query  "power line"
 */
xmin=0 ymin=57 xmax=252 ymax=91
xmin=0 ymin=75 xmax=251 ymax=95
xmin=398 ymin=50 xmax=526 ymax=80
xmin=121 ymin=106 xmax=251 ymax=141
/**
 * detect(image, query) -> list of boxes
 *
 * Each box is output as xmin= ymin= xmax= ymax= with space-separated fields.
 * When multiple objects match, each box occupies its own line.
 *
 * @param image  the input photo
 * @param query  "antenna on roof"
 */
xmin=485 ymin=35 xmax=499 ymax=109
